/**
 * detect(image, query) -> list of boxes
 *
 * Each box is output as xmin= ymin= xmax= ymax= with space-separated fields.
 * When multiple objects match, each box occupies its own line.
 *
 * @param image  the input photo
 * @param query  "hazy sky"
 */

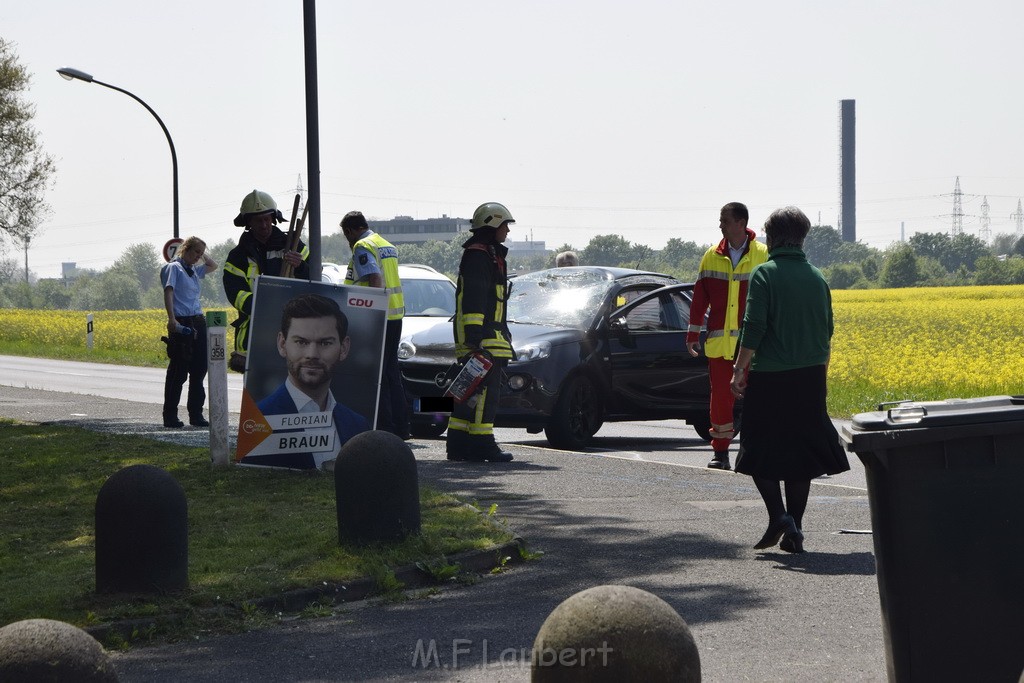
xmin=6 ymin=0 xmax=1024 ymax=277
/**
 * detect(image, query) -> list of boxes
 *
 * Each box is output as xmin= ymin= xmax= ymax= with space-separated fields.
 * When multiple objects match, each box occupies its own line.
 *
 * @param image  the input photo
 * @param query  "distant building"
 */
xmin=505 ymin=239 xmax=547 ymax=256
xmin=368 ymin=215 xmax=471 ymax=245
xmin=367 ymin=215 xmax=547 ymax=258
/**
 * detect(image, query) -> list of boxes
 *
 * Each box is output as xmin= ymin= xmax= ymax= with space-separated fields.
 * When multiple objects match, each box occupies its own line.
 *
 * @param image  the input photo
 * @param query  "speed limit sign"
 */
xmin=162 ymin=238 xmax=184 ymax=262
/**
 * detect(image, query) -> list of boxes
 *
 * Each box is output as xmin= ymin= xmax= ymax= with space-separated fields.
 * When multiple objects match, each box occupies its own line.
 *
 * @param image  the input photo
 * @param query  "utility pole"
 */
xmin=979 ymin=196 xmax=991 ymax=244
xmin=951 ymin=177 xmax=964 ymax=237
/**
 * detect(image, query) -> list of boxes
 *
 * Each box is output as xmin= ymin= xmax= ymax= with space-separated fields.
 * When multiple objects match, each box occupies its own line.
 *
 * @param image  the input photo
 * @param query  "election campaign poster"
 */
xmin=235 ymin=276 xmax=387 ymax=470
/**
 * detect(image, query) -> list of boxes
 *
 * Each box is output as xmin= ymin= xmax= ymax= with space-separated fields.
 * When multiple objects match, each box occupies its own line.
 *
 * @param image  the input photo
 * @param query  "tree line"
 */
xmin=2 ymin=224 xmax=1023 ymax=311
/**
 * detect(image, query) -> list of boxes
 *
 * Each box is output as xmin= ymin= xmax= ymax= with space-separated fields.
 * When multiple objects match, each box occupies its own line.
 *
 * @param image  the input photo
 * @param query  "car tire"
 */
xmin=544 ymin=374 xmax=603 ymax=451
xmin=410 ymin=420 xmax=448 ymax=438
xmin=690 ymin=416 xmax=713 ymax=442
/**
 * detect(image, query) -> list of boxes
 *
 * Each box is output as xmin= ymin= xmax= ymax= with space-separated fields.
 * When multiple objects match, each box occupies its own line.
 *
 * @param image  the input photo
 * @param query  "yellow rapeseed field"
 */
xmin=829 ymin=285 xmax=1024 ymax=414
xmin=0 ymin=308 xmax=235 ymax=367
xmin=1 ymin=287 xmax=1022 ymax=416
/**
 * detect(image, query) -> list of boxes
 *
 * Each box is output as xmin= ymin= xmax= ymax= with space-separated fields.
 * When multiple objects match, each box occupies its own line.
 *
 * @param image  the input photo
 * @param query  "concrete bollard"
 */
xmin=531 ymin=585 xmax=701 ymax=682
xmin=0 ymin=618 xmax=118 ymax=682
xmin=335 ymin=430 xmax=420 ymax=545
xmin=95 ymin=464 xmax=188 ymax=594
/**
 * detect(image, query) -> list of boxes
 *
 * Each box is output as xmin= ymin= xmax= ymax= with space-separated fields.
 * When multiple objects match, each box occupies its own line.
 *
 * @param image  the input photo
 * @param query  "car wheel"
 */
xmin=544 ymin=375 xmax=603 ymax=450
xmin=410 ymin=420 xmax=448 ymax=438
xmin=690 ymin=416 xmax=712 ymax=442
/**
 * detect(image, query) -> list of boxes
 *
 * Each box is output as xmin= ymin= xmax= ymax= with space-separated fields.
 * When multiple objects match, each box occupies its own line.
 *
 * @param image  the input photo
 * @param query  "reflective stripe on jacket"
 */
xmin=343 ymin=232 xmax=405 ymax=320
xmin=686 ymin=229 xmax=768 ymax=360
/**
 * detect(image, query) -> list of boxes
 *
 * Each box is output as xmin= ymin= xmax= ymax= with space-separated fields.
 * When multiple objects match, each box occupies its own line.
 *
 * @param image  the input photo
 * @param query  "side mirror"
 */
xmin=609 ymin=316 xmax=628 ymax=331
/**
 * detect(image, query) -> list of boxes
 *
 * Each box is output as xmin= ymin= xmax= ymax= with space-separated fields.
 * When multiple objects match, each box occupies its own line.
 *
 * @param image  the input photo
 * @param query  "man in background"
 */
xmin=555 ymin=251 xmax=579 ymax=267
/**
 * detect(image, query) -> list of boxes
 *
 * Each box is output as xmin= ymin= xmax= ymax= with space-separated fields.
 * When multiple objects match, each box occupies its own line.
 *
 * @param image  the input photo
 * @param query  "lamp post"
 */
xmin=57 ymin=67 xmax=179 ymax=239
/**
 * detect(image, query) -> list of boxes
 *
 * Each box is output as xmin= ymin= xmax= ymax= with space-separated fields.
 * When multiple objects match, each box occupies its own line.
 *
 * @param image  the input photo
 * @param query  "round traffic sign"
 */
xmin=162 ymin=238 xmax=184 ymax=262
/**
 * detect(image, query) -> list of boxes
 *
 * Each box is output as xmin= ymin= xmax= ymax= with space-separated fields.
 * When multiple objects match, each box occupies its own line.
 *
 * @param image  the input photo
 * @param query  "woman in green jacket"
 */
xmin=730 ymin=206 xmax=849 ymax=553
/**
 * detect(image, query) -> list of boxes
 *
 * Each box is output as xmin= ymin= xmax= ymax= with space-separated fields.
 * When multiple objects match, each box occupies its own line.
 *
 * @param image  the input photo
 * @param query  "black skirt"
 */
xmin=734 ymin=364 xmax=850 ymax=480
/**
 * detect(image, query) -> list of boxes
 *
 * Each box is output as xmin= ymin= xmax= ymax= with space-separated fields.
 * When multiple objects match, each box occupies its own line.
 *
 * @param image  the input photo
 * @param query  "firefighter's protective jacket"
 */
xmin=222 ymin=228 xmax=310 ymax=352
xmin=686 ymin=228 xmax=768 ymax=360
xmin=453 ymin=233 xmax=513 ymax=360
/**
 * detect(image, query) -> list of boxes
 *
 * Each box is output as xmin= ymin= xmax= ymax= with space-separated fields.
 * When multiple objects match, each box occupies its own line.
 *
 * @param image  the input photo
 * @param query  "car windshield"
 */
xmin=506 ymin=269 xmax=615 ymax=327
xmin=403 ymin=278 xmax=456 ymax=316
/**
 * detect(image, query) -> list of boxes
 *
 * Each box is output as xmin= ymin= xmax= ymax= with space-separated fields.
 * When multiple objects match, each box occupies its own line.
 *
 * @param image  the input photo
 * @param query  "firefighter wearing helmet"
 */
xmin=446 ymin=202 xmax=515 ymax=463
xmin=222 ymin=189 xmax=310 ymax=371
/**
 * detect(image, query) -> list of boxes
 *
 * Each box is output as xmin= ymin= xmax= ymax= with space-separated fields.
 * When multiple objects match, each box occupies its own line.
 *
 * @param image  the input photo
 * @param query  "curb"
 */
xmin=84 ymin=537 xmax=527 ymax=645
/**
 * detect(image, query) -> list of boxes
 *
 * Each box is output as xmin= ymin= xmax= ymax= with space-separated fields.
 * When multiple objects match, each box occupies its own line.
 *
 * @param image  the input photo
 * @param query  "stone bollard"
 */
xmin=531 ymin=585 xmax=701 ymax=682
xmin=0 ymin=618 xmax=119 ymax=682
xmin=335 ymin=430 xmax=420 ymax=545
xmin=95 ymin=464 xmax=188 ymax=594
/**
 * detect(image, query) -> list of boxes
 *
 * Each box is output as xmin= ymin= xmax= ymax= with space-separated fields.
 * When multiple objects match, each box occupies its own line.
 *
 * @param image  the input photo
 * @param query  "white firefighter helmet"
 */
xmin=233 ymin=189 xmax=286 ymax=227
xmin=471 ymin=202 xmax=515 ymax=231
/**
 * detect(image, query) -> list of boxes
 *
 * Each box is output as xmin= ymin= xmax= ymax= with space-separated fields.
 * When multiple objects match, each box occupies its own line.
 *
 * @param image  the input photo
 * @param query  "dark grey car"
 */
xmin=398 ymin=266 xmax=727 ymax=450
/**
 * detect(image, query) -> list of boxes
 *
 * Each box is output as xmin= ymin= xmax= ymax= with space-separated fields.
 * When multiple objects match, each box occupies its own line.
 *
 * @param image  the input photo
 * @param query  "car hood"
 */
xmin=401 ymin=321 xmax=586 ymax=364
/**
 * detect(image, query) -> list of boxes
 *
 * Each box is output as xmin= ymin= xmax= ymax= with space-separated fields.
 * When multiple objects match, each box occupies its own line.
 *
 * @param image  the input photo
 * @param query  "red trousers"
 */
xmin=707 ymin=356 xmax=739 ymax=452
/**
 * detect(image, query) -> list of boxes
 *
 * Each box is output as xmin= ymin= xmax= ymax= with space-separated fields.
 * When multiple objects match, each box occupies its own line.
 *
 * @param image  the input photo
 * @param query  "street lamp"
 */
xmin=57 ymin=67 xmax=180 ymax=239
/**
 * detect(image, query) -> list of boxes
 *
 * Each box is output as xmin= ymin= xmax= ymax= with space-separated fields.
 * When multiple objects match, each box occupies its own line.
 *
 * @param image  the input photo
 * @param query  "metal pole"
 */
xmin=303 ymin=0 xmax=322 ymax=280
xmin=205 ymin=311 xmax=230 ymax=467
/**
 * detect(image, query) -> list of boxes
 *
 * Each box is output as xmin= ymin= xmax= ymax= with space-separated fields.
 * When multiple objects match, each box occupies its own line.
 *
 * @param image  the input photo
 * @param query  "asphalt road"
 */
xmin=0 ymin=356 xmax=885 ymax=681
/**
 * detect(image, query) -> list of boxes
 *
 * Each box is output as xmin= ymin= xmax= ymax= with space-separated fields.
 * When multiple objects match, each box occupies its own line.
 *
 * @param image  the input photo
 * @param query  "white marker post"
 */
xmin=206 ymin=310 xmax=230 ymax=467
xmin=86 ymin=313 xmax=94 ymax=350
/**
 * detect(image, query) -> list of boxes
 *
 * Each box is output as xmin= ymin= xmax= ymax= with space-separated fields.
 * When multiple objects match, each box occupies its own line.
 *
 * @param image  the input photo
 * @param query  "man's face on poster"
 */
xmin=277 ymin=316 xmax=351 ymax=395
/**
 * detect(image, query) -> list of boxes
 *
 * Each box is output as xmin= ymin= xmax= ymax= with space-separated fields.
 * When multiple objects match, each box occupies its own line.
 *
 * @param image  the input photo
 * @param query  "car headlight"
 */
xmin=514 ymin=340 xmax=551 ymax=362
xmin=398 ymin=340 xmax=416 ymax=360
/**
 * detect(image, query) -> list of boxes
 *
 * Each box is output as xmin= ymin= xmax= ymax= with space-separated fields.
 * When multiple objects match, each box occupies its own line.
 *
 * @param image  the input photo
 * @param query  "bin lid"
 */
xmin=849 ymin=395 xmax=1024 ymax=432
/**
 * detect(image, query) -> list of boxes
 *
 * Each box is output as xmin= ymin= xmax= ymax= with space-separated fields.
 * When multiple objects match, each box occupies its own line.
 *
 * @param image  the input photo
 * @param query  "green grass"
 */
xmin=0 ymin=420 xmax=515 ymax=641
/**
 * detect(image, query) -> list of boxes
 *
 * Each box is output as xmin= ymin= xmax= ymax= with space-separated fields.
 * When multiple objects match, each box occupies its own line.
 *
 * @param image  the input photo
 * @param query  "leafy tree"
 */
xmin=0 ymin=39 xmax=56 ymax=248
xmin=973 ymin=255 xmax=1024 ymax=285
xmin=114 ymin=243 xmax=161 ymax=293
xmin=990 ymin=233 xmax=1018 ymax=256
xmin=661 ymin=238 xmax=705 ymax=267
xmin=908 ymin=231 xmax=989 ymax=273
xmin=803 ymin=225 xmax=845 ymax=268
xmin=879 ymin=244 xmax=922 ymax=288
xmin=581 ymin=234 xmax=641 ymax=267
xmin=35 ymin=279 xmax=71 ymax=309
xmin=0 ymin=257 xmax=20 ymax=284
xmin=90 ymin=270 xmax=141 ymax=310
xmin=824 ymin=263 xmax=863 ymax=290
xmin=1013 ymin=236 xmax=1024 ymax=258
xmin=861 ymin=256 xmax=879 ymax=281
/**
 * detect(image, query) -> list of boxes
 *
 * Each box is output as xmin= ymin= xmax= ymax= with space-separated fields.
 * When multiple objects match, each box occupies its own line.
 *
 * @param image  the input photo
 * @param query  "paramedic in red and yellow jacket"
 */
xmin=686 ymin=202 xmax=769 ymax=471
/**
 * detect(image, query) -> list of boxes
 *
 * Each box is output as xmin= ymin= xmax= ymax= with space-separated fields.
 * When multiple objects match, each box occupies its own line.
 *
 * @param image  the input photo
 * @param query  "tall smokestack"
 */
xmin=839 ymin=99 xmax=856 ymax=242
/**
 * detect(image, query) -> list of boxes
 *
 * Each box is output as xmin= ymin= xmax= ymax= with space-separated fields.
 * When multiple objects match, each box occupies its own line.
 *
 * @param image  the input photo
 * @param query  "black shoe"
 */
xmin=446 ymin=451 xmax=470 ymax=461
xmin=780 ymin=528 xmax=805 ymax=553
xmin=163 ymin=418 xmax=184 ymax=429
xmin=707 ymin=451 xmax=731 ymax=470
xmin=483 ymin=449 xmax=514 ymax=463
xmin=189 ymin=416 xmax=210 ymax=427
xmin=754 ymin=514 xmax=797 ymax=550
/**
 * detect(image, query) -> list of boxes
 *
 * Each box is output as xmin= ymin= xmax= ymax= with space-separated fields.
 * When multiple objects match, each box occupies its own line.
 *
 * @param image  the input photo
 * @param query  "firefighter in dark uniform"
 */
xmin=222 ymin=189 xmax=309 ymax=372
xmin=446 ymin=202 xmax=516 ymax=463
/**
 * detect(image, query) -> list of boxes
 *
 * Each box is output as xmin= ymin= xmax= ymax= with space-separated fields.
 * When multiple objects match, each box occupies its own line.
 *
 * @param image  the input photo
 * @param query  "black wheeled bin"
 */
xmin=840 ymin=395 xmax=1024 ymax=683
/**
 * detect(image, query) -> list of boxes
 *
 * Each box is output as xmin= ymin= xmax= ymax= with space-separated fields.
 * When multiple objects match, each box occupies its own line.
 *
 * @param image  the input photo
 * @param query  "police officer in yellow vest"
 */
xmin=340 ymin=211 xmax=409 ymax=438
xmin=446 ymin=202 xmax=516 ymax=463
